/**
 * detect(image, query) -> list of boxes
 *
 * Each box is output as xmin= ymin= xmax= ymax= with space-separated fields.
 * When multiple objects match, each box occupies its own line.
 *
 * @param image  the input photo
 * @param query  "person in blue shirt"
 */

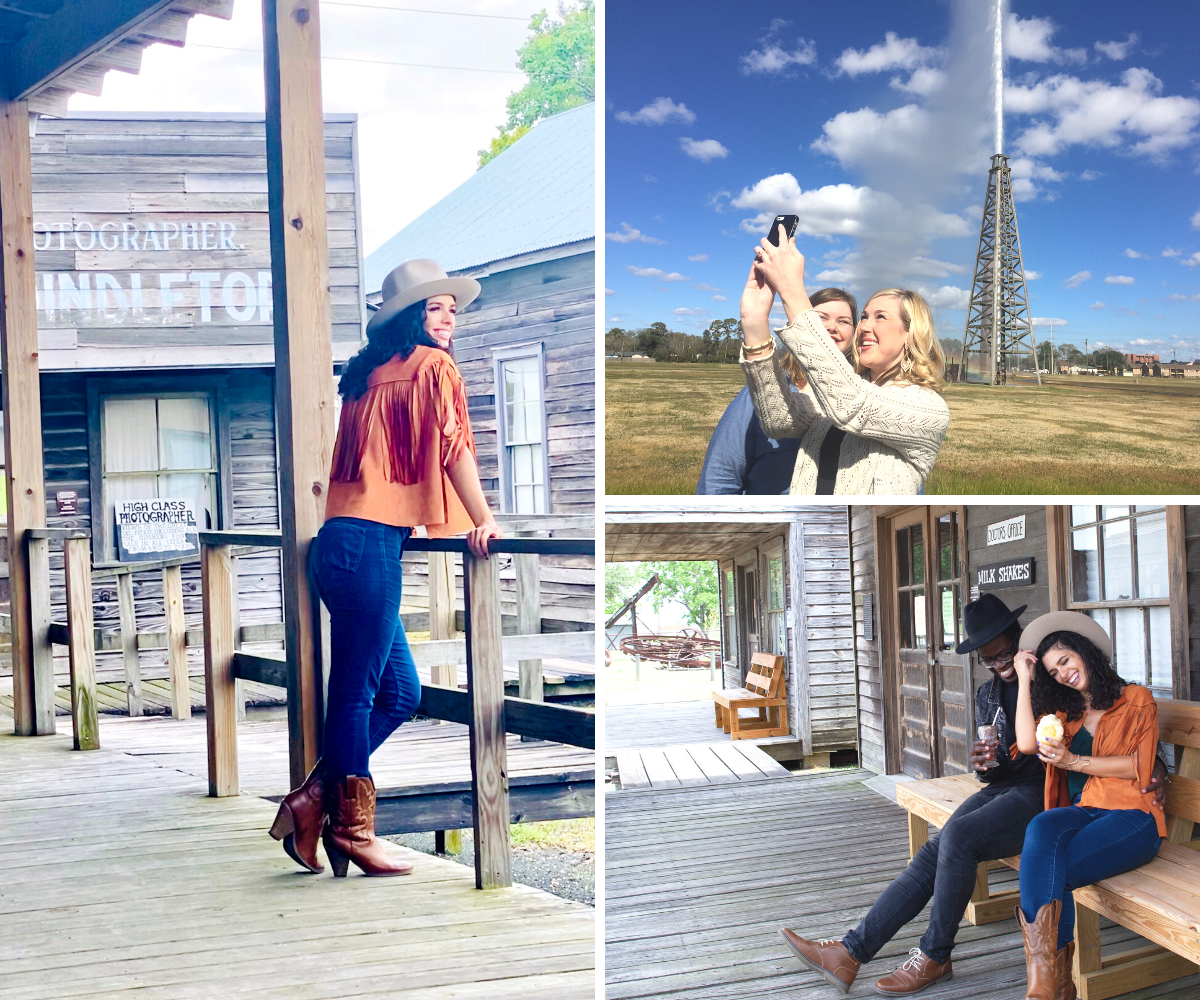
xmin=696 ymin=287 xmax=857 ymax=494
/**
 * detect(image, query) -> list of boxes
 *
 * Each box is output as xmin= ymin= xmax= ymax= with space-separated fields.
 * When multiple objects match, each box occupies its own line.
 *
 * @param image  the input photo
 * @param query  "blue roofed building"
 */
xmin=365 ymin=102 xmax=595 ymax=516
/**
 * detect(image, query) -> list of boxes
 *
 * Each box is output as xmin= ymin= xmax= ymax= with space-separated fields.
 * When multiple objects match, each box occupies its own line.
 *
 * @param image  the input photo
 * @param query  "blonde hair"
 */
xmin=857 ymin=288 xmax=946 ymax=393
xmin=779 ymin=287 xmax=858 ymax=389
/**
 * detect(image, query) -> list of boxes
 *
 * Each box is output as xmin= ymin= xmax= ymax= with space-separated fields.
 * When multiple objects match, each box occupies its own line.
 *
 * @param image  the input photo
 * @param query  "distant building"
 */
xmin=1125 ymin=352 xmax=1160 ymax=365
xmin=1162 ymin=362 xmax=1200 ymax=378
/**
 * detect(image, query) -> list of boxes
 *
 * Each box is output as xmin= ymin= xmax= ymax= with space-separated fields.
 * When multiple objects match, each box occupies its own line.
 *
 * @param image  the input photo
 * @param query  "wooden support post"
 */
xmin=201 ymin=543 xmax=238 ymax=796
xmin=1073 ymin=902 xmax=1102 ymax=993
xmin=464 ymin=550 xmax=511 ymax=889
xmin=115 ymin=570 xmax=142 ymax=717
xmin=62 ymin=536 xmax=98 ymax=750
xmin=27 ymin=535 xmax=55 ymax=735
xmin=1166 ymin=745 xmax=1200 ymax=844
xmin=907 ymin=812 xmax=928 ymax=858
xmin=0 ymin=101 xmax=48 ymax=736
xmin=429 ymin=550 xmax=461 ymax=853
xmin=163 ymin=564 xmax=189 ymax=720
xmin=262 ymin=0 xmax=335 ymax=790
xmin=517 ymin=551 xmax=542 ymax=743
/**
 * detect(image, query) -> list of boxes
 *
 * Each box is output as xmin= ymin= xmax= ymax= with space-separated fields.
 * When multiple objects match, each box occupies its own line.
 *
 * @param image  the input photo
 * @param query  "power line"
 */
xmin=189 ymin=43 xmax=522 ymax=74
xmin=322 ymin=2 xmax=530 ymax=21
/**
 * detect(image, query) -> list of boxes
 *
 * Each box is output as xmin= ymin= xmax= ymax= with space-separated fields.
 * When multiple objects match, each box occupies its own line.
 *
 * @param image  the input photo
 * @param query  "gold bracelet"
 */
xmin=742 ymin=340 xmax=774 ymax=357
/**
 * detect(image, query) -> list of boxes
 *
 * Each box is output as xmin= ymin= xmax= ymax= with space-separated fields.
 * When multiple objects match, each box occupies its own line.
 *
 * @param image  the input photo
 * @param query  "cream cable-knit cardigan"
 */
xmin=741 ymin=310 xmax=950 ymax=495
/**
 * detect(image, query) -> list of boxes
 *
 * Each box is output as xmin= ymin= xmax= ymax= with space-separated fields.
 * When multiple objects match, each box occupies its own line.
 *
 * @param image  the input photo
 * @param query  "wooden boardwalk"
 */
xmin=614 ymin=742 xmax=792 ymax=790
xmin=0 ymin=727 xmax=595 ymax=1000
xmin=605 ymin=767 xmax=1199 ymax=1000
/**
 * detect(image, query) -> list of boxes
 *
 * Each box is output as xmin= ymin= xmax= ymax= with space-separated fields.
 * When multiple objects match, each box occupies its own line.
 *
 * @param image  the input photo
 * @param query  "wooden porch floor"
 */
xmin=613 ymin=742 xmax=792 ymax=790
xmin=605 ymin=768 xmax=1200 ymax=999
xmin=0 ymin=726 xmax=595 ymax=1000
xmin=606 ymin=699 xmax=795 ymax=751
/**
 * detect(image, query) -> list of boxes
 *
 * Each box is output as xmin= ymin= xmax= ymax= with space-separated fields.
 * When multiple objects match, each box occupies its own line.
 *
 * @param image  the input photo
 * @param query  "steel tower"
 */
xmin=959 ymin=154 xmax=1040 ymax=385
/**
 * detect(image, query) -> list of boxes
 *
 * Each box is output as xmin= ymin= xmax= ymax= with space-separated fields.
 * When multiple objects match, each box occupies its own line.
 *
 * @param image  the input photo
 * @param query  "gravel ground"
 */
xmin=383 ymin=830 xmax=595 ymax=906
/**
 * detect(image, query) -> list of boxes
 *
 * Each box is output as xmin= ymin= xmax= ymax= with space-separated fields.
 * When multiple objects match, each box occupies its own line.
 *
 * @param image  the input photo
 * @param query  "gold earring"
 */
xmin=900 ymin=343 xmax=914 ymax=375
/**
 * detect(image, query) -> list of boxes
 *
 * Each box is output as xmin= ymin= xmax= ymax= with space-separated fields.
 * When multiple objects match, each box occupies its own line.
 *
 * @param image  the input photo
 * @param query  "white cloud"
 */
xmin=627 ymin=266 xmax=688 ymax=281
xmin=1079 ymin=169 xmax=1103 ymax=181
xmin=687 ymin=254 xmax=708 ymax=262
xmin=925 ymin=286 xmax=970 ymax=310
xmin=695 ymin=283 xmax=722 ymax=292
xmin=1183 ymin=253 xmax=1200 ymax=268
xmin=1095 ymin=34 xmax=1139 ymax=60
xmin=1004 ymin=14 xmax=1087 ymax=65
xmin=740 ymin=38 xmax=817 ymax=75
xmin=1169 ymin=293 xmax=1200 ymax=301
xmin=614 ymin=97 xmax=695 ymax=126
xmin=1007 ymin=68 xmax=1200 ymax=160
xmin=605 ymin=222 xmax=666 ymax=244
xmin=1123 ymin=248 xmax=1150 ymax=259
xmin=834 ymin=32 xmax=940 ymax=77
xmin=812 ymin=103 xmax=932 ymax=170
xmin=1025 ymin=270 xmax=1043 ymax=280
xmin=1105 ymin=274 xmax=1135 ymax=284
xmin=1064 ymin=271 xmax=1092 ymax=288
xmin=890 ymin=67 xmax=945 ymax=96
xmin=1163 ymin=247 xmax=1183 ymax=257
xmin=711 ymin=295 xmax=727 ymax=301
xmin=604 ymin=288 xmax=615 ymax=296
xmin=1008 ymin=156 xmax=1067 ymax=200
xmin=673 ymin=307 xmax=708 ymax=316
xmin=1032 ymin=317 xmax=1069 ymax=327
xmin=1192 ymin=210 xmax=1200 ymax=229
xmin=1089 ymin=301 xmax=1107 ymax=309
xmin=680 ymin=137 xmax=728 ymax=161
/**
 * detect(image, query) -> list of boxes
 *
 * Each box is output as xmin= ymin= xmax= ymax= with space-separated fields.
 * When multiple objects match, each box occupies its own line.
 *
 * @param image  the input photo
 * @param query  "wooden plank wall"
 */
xmin=850 ymin=505 xmax=885 ymax=773
xmin=1185 ymin=506 xmax=1200 ymax=700
xmin=453 ymin=251 xmax=595 ymax=514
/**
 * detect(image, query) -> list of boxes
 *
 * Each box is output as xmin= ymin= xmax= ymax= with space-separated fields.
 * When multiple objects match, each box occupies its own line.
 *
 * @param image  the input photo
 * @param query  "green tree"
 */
xmin=1094 ymin=347 xmax=1126 ymax=373
xmin=605 ymin=327 xmax=635 ymax=354
xmin=645 ymin=561 xmax=719 ymax=631
xmin=477 ymin=1 xmax=595 ymax=168
xmin=636 ymin=321 xmax=668 ymax=357
xmin=604 ymin=563 xmax=644 ymax=617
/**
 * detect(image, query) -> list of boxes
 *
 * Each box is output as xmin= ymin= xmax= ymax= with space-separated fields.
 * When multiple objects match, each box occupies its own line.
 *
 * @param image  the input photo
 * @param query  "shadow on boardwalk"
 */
xmin=604 ymin=768 xmax=1199 ymax=1000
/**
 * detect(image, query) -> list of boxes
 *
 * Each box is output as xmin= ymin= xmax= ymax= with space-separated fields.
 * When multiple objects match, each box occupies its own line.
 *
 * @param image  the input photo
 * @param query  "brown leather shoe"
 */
xmin=1016 ymin=900 xmax=1062 ymax=1000
xmin=873 ymin=949 xmax=953 ymax=996
xmin=779 ymin=929 xmax=860 ymax=994
xmin=268 ymin=759 xmax=325 ymax=873
xmin=1056 ymin=941 xmax=1076 ymax=1000
xmin=323 ymin=775 xmax=413 ymax=877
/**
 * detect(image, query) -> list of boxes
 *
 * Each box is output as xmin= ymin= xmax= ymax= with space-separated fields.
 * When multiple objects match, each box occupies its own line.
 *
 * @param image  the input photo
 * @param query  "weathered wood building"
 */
xmin=850 ymin=504 xmax=1193 ymax=779
xmin=606 ymin=502 xmax=856 ymax=761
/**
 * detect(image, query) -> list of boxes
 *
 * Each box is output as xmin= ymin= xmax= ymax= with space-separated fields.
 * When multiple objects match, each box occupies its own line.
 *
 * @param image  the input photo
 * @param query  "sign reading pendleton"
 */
xmin=116 ymin=499 xmax=199 ymax=562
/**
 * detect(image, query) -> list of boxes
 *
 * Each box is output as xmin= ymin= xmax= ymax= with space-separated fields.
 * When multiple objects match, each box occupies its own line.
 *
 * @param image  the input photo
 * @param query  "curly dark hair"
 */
xmin=1030 ymin=630 xmax=1127 ymax=721
xmin=338 ymin=299 xmax=443 ymax=400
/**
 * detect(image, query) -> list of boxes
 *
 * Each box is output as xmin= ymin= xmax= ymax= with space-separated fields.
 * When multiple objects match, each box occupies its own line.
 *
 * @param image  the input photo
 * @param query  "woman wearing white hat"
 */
xmin=269 ymin=259 xmax=500 ymax=878
xmin=1010 ymin=612 xmax=1165 ymax=1000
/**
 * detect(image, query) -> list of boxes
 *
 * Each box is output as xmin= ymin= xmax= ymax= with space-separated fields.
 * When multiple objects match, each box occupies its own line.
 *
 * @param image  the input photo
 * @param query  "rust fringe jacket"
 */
xmin=324 ymin=346 xmax=476 ymax=537
xmin=1046 ymin=684 xmax=1166 ymax=837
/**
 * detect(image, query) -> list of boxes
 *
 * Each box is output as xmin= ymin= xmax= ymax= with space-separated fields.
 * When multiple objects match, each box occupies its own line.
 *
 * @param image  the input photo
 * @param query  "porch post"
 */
xmin=0 ymin=101 xmax=50 ymax=736
xmin=262 ymin=0 xmax=336 ymax=787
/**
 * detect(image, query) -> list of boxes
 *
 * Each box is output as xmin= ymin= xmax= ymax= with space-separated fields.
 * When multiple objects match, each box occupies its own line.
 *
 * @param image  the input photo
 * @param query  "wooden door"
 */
xmin=893 ymin=510 xmax=935 ymax=778
xmin=735 ymin=549 xmax=760 ymax=684
xmin=930 ymin=508 xmax=972 ymax=775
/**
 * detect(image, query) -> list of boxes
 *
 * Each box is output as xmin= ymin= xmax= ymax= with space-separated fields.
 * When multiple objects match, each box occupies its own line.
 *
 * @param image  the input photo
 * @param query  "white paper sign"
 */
xmin=986 ymin=514 xmax=1026 ymax=546
xmin=116 ymin=499 xmax=199 ymax=561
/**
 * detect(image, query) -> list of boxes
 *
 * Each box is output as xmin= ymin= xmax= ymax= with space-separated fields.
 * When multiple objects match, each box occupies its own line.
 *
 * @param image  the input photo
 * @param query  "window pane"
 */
xmin=1089 ymin=609 xmax=1111 ymax=643
xmin=899 ymin=590 xmax=914 ymax=649
xmin=1148 ymin=606 xmax=1171 ymax=691
xmin=1071 ymin=527 xmax=1099 ymax=602
xmin=1102 ymin=520 xmax=1133 ymax=601
xmin=914 ymin=589 xmax=927 ymax=648
xmin=1113 ymin=606 xmax=1147 ymax=684
xmin=912 ymin=524 xmax=924 ymax=585
xmin=768 ymin=556 xmax=784 ymax=611
xmin=724 ymin=570 xmax=735 ymax=614
xmin=896 ymin=527 xmax=910 ymax=587
xmin=160 ymin=472 xmax=213 ymax=531
xmin=1071 ymin=505 xmax=1097 ymax=527
xmin=1134 ymin=504 xmax=1165 ymax=513
xmin=938 ymin=514 xmax=954 ymax=581
xmin=105 ymin=474 xmax=152 ymax=554
xmin=104 ymin=399 xmax=158 ymax=472
xmin=158 ymin=397 xmax=211 ymax=470
xmin=1102 ymin=505 xmax=1131 ymax=521
xmin=1135 ymin=512 xmax=1168 ymax=599
xmin=939 ymin=584 xmax=958 ymax=650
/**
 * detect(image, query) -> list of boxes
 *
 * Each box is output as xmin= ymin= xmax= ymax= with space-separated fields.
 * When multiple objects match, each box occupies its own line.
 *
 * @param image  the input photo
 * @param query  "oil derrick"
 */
xmin=959 ymin=154 xmax=1040 ymax=385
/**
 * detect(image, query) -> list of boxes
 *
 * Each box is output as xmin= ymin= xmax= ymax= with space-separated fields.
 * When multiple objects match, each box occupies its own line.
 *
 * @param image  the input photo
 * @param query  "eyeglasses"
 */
xmin=979 ymin=647 xmax=1016 ymax=668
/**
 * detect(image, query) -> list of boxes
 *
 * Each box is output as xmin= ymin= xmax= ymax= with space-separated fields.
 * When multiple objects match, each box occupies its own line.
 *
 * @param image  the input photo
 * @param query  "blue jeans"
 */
xmin=843 ymin=781 xmax=1044 ymax=965
xmin=313 ymin=517 xmax=420 ymax=784
xmin=1019 ymin=805 xmax=1162 ymax=947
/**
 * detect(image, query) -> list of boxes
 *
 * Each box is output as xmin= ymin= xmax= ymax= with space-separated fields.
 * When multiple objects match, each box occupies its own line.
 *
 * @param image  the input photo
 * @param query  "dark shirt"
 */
xmin=975 ymin=673 xmax=1045 ymax=787
xmin=696 ymin=386 xmax=800 ymax=495
xmin=1067 ymin=727 xmax=1095 ymax=801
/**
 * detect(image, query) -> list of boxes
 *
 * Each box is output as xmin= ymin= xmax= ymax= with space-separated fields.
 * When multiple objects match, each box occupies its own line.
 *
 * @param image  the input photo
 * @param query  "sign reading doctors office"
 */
xmin=115 ymin=499 xmax=199 ymax=563
xmin=986 ymin=514 xmax=1026 ymax=546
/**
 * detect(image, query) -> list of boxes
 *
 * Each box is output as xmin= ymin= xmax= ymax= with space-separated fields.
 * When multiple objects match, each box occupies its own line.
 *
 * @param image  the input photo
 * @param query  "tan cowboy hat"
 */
xmin=367 ymin=259 xmax=480 ymax=334
xmin=1019 ymin=611 xmax=1112 ymax=660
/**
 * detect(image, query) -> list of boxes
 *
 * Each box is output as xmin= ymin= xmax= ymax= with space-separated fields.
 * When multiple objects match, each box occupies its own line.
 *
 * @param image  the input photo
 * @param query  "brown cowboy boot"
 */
xmin=779 ymin=929 xmax=861 ymax=994
xmin=322 ymin=775 xmax=413 ymax=877
xmin=1016 ymin=900 xmax=1062 ymax=1000
xmin=1056 ymin=941 xmax=1076 ymax=1000
xmin=268 ymin=759 xmax=325 ymax=873
xmin=873 ymin=948 xmax=953 ymax=996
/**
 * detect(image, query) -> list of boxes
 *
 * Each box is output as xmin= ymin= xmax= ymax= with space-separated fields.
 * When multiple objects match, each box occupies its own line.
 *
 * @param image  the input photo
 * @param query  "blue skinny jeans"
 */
xmin=1018 ymin=805 xmax=1161 ymax=947
xmin=312 ymin=517 xmax=421 ymax=784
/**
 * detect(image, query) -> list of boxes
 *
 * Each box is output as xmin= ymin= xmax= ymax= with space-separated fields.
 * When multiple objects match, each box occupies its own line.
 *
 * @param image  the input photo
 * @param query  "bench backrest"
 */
xmin=1157 ymin=698 xmax=1200 ymax=842
xmin=746 ymin=652 xmax=785 ymax=698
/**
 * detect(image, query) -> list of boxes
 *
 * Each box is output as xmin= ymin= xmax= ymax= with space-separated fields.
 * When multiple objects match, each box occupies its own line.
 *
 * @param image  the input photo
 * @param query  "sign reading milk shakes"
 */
xmin=116 ymin=500 xmax=199 ymax=563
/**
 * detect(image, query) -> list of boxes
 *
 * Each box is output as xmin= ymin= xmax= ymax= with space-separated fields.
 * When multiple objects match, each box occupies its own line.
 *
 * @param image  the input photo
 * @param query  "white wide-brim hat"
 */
xmin=367 ymin=259 xmax=480 ymax=334
xmin=1019 ymin=611 xmax=1112 ymax=661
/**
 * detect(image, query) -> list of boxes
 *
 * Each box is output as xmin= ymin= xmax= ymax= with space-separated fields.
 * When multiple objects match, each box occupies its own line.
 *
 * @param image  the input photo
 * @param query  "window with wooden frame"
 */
xmin=721 ymin=563 xmax=736 ymax=665
xmin=493 ymin=345 xmax=549 ymax=514
xmin=896 ymin=521 xmax=927 ymax=650
xmin=1067 ymin=504 xmax=1170 ymax=693
xmin=766 ymin=544 xmax=786 ymax=658
xmin=935 ymin=510 xmax=962 ymax=651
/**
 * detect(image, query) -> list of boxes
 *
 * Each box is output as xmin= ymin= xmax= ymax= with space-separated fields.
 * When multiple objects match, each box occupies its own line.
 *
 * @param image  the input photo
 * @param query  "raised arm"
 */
xmin=1014 ymin=650 xmax=1038 ymax=755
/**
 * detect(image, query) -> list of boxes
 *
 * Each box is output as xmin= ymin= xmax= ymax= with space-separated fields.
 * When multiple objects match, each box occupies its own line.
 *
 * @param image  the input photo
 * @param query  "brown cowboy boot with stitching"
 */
xmin=323 ymin=775 xmax=414 ymax=877
xmin=1056 ymin=941 xmax=1076 ymax=1000
xmin=1016 ymin=900 xmax=1062 ymax=1000
xmin=268 ymin=759 xmax=325 ymax=873
xmin=779 ymin=929 xmax=861 ymax=994
xmin=873 ymin=948 xmax=953 ymax=996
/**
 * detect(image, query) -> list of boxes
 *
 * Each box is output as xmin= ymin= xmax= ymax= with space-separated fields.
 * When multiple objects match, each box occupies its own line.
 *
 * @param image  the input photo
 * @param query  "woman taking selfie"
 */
xmin=696 ymin=287 xmax=857 ymax=494
xmin=269 ymin=259 xmax=501 ymax=878
xmin=1011 ymin=613 xmax=1165 ymax=1000
xmin=739 ymin=225 xmax=949 ymax=495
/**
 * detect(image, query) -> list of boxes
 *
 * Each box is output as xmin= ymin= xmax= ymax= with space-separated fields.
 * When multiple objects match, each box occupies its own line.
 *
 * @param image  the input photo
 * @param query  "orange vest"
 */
xmin=324 ymin=346 xmax=476 ymax=537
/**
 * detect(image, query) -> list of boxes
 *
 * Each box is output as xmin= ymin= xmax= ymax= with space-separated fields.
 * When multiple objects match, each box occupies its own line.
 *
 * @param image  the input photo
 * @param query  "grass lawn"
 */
xmin=605 ymin=361 xmax=1200 ymax=494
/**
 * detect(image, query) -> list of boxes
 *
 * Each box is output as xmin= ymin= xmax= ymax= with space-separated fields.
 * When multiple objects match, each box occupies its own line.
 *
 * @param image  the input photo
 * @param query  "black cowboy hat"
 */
xmin=955 ymin=593 xmax=1026 ymax=654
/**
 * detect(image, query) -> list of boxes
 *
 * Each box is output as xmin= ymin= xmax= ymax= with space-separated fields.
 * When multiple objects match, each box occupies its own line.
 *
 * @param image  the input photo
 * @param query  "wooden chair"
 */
xmin=711 ymin=652 xmax=788 ymax=740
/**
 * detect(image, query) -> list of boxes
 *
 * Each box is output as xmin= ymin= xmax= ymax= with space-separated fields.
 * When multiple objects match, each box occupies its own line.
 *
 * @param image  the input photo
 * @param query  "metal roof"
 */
xmin=365 ymin=101 xmax=594 ymax=291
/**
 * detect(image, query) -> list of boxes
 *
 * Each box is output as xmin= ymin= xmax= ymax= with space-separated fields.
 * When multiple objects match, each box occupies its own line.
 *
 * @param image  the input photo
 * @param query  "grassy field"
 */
xmin=605 ymin=361 xmax=1200 ymax=494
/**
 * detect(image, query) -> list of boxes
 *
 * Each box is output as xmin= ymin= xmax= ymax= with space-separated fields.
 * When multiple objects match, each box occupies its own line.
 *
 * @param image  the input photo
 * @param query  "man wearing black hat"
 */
xmin=779 ymin=594 xmax=1168 ymax=997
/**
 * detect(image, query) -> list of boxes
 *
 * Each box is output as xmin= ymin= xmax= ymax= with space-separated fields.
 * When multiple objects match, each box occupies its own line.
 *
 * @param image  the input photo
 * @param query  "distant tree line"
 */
xmin=606 ymin=319 xmax=745 ymax=363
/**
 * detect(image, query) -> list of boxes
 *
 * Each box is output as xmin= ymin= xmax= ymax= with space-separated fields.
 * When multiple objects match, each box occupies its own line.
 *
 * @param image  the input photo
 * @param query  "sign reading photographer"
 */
xmin=977 ymin=556 xmax=1035 ymax=591
xmin=116 ymin=499 xmax=199 ymax=563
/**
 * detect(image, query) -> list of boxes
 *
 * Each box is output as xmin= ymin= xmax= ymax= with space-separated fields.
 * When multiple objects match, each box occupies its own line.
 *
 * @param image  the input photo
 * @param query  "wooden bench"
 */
xmin=895 ymin=697 xmax=1200 ymax=1000
xmin=711 ymin=652 xmax=788 ymax=740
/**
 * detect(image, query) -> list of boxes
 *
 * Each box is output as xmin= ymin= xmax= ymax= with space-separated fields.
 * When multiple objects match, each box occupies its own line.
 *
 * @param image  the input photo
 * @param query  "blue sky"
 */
xmin=605 ymin=0 xmax=1200 ymax=359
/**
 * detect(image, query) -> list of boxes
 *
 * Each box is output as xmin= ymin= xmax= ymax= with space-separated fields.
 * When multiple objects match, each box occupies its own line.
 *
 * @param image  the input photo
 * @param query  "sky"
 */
xmin=605 ymin=0 xmax=1200 ymax=360
xmin=69 ymin=0 xmax=542 ymax=254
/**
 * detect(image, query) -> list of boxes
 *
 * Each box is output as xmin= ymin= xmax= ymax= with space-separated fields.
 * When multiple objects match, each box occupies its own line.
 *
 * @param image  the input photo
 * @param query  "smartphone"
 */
xmin=766 ymin=215 xmax=800 ymax=246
